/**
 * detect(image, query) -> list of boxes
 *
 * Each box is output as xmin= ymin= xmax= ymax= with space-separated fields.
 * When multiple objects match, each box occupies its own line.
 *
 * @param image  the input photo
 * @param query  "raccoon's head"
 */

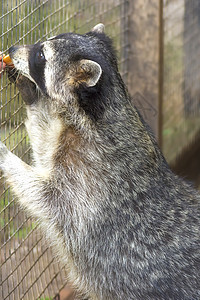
xmin=9 ymin=24 xmax=120 ymax=121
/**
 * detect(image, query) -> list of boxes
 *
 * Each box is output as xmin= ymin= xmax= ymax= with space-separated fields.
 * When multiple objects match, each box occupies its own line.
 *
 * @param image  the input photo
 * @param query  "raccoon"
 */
xmin=0 ymin=24 xmax=199 ymax=299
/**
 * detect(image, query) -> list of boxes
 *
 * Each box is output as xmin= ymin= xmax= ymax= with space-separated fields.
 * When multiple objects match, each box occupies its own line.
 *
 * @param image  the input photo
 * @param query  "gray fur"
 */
xmin=0 ymin=25 xmax=200 ymax=299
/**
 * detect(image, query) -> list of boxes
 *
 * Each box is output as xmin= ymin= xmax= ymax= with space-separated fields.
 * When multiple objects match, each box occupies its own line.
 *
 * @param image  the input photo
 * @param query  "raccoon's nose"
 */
xmin=9 ymin=46 xmax=18 ymax=58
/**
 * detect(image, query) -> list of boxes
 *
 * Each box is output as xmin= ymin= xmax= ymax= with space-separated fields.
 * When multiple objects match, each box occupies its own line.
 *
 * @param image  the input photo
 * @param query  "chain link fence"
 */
xmin=0 ymin=1 xmax=129 ymax=299
xmin=1 ymin=0 xmax=200 ymax=299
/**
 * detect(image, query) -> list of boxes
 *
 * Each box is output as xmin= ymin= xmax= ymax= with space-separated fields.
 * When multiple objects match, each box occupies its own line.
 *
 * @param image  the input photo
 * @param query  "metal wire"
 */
xmin=0 ymin=0 xmax=129 ymax=299
xmin=2 ymin=0 xmax=200 ymax=298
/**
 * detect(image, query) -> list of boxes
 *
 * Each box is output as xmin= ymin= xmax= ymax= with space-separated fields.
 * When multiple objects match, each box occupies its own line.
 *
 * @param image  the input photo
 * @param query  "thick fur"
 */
xmin=0 ymin=24 xmax=199 ymax=299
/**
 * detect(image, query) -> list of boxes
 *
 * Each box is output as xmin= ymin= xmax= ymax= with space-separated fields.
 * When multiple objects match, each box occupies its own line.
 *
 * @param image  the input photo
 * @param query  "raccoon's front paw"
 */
xmin=7 ymin=67 xmax=38 ymax=105
xmin=7 ymin=66 xmax=19 ymax=83
xmin=0 ymin=141 xmax=9 ymax=166
xmin=15 ymin=75 xmax=38 ymax=105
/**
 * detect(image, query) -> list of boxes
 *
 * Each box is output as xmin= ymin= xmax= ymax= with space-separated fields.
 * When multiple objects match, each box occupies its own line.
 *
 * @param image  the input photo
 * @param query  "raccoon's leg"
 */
xmin=0 ymin=141 xmax=49 ymax=219
xmin=0 ymin=140 xmax=71 ymax=275
xmin=8 ymin=68 xmax=39 ymax=105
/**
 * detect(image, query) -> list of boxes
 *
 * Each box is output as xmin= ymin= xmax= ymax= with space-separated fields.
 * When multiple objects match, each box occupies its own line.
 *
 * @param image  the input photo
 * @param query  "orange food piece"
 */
xmin=3 ymin=54 xmax=13 ymax=66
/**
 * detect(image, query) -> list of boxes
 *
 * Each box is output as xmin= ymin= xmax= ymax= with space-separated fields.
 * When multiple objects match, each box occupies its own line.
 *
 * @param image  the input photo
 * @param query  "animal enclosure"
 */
xmin=0 ymin=1 xmax=129 ymax=299
xmin=1 ymin=0 xmax=200 ymax=299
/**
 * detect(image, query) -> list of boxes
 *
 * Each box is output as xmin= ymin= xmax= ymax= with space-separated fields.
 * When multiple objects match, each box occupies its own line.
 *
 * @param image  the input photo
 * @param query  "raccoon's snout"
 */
xmin=9 ymin=45 xmax=27 ymax=60
xmin=9 ymin=45 xmax=30 ymax=63
xmin=9 ymin=45 xmax=18 ymax=58
xmin=8 ymin=45 xmax=32 ymax=81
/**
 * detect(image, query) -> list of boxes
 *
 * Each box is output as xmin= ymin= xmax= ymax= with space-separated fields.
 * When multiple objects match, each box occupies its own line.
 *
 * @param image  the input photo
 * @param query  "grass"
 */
xmin=0 ymin=187 xmax=37 ymax=242
xmin=0 ymin=122 xmax=30 ymax=243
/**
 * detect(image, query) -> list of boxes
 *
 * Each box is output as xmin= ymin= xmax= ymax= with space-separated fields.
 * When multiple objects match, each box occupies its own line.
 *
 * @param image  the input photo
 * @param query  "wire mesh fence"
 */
xmin=162 ymin=0 xmax=200 ymax=164
xmin=1 ymin=0 xmax=200 ymax=299
xmin=0 ymin=1 xmax=129 ymax=299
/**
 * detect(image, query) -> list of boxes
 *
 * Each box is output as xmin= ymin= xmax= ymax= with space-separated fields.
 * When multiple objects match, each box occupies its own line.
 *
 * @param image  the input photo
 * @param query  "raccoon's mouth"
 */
xmin=6 ymin=61 xmax=37 ymax=91
xmin=8 ymin=46 xmax=31 ymax=78
xmin=3 ymin=51 xmax=32 ymax=85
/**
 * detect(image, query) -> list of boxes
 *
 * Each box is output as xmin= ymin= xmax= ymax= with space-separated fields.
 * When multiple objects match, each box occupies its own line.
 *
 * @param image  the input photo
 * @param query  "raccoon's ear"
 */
xmin=76 ymin=59 xmax=102 ymax=87
xmin=91 ymin=23 xmax=105 ymax=34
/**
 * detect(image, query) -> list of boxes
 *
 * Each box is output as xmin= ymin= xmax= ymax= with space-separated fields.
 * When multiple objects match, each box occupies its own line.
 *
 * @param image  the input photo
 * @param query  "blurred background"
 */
xmin=1 ymin=0 xmax=200 ymax=299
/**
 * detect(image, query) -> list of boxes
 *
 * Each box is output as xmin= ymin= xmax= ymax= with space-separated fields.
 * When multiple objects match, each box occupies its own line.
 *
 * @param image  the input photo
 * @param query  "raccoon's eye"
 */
xmin=35 ymin=50 xmax=45 ymax=65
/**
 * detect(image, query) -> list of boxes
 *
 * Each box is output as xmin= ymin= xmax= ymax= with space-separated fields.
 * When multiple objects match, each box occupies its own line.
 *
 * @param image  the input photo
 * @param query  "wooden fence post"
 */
xmin=127 ymin=0 xmax=160 ymax=141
